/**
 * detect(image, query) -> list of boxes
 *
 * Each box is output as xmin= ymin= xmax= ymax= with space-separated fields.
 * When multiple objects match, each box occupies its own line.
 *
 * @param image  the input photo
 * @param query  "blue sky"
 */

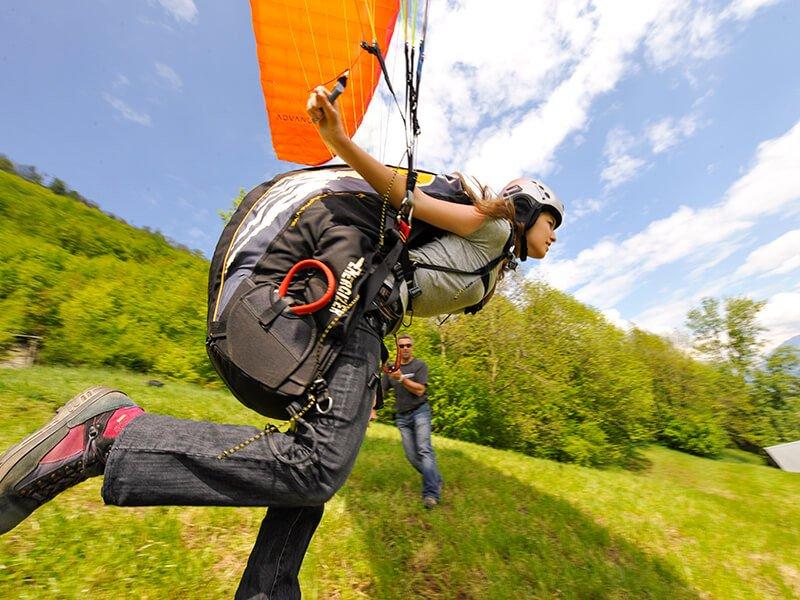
xmin=1 ymin=0 xmax=798 ymax=349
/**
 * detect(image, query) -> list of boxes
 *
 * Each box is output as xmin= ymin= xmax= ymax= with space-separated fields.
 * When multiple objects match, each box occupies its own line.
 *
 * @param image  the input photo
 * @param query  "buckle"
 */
xmin=363 ymin=311 xmax=388 ymax=337
xmin=309 ymin=378 xmax=333 ymax=414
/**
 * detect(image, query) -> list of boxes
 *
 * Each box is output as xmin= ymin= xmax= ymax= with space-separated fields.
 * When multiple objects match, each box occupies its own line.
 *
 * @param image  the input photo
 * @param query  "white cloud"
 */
xmin=601 ymin=127 xmax=648 ymax=189
xmin=112 ymin=74 xmax=130 ymax=88
xmin=759 ymin=292 xmax=800 ymax=351
xmin=602 ymin=307 xmax=633 ymax=331
xmin=571 ymin=197 xmax=606 ymax=220
xmin=633 ymin=298 xmax=694 ymax=336
xmin=598 ymin=113 xmax=699 ymax=190
xmin=724 ymin=0 xmax=783 ymax=21
xmin=462 ymin=1 xmax=673 ymax=186
xmin=360 ymin=1 xmax=677 ymax=185
xmin=541 ymin=119 xmax=800 ymax=307
xmin=357 ymin=0 xmax=776 ymax=190
xmin=103 ymin=94 xmax=152 ymax=126
xmin=687 ymin=236 xmax=749 ymax=279
xmin=576 ymin=271 xmax=638 ymax=307
xmin=645 ymin=4 xmax=725 ymax=68
xmin=157 ymin=0 xmax=197 ymax=24
xmin=630 ymin=269 xmax=735 ymax=336
xmin=735 ymin=229 xmax=800 ymax=278
xmin=601 ymin=154 xmax=648 ymax=189
xmin=155 ymin=62 xmax=183 ymax=91
xmin=647 ymin=114 xmax=700 ymax=154
xmin=188 ymin=226 xmax=208 ymax=241
xmin=645 ymin=0 xmax=781 ymax=70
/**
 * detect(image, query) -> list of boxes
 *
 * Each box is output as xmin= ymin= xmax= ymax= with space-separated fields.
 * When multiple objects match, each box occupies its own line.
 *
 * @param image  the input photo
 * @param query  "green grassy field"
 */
xmin=1 ymin=366 xmax=798 ymax=599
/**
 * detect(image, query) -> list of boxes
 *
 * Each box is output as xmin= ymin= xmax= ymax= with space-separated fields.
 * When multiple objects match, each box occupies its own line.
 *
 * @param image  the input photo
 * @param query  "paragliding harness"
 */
xmin=205 ymin=166 xmax=513 ymax=457
xmin=207 ymin=6 xmax=513 ymax=457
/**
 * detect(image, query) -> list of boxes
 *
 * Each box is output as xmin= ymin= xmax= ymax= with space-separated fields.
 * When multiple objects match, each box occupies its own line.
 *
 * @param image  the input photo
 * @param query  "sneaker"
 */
xmin=0 ymin=386 xmax=143 ymax=535
xmin=423 ymin=496 xmax=438 ymax=510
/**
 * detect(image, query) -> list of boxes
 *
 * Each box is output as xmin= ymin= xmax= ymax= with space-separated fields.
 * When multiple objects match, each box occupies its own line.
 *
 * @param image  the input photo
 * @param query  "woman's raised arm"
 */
xmin=306 ymin=87 xmax=485 ymax=237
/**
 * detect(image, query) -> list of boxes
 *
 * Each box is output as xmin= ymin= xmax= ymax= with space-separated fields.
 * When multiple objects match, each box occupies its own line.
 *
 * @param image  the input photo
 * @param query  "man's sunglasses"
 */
xmin=398 ymin=343 xmax=412 ymax=348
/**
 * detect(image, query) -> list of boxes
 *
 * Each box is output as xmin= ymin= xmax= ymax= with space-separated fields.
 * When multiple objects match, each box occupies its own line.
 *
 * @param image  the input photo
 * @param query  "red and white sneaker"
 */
xmin=0 ymin=386 xmax=143 ymax=535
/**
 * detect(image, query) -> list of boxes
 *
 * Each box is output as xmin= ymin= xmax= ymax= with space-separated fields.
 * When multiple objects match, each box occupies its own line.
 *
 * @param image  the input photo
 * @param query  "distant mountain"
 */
xmin=777 ymin=335 xmax=800 ymax=350
xmin=771 ymin=335 xmax=800 ymax=378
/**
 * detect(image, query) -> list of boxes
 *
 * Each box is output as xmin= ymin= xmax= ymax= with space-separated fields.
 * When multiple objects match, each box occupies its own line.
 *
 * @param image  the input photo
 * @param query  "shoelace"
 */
xmin=17 ymin=416 xmax=108 ymax=503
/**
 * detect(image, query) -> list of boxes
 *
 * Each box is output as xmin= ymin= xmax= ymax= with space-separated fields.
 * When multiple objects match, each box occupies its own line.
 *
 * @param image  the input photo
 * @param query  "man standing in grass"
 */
xmin=382 ymin=334 xmax=443 ymax=509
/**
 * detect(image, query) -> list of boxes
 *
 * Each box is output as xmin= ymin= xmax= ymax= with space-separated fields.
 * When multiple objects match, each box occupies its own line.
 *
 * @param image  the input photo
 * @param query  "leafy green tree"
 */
xmin=683 ymin=295 xmax=800 ymax=452
xmin=49 ymin=178 xmax=68 ymax=195
xmin=16 ymin=164 xmax=43 ymax=184
xmin=417 ymin=280 xmax=656 ymax=467
xmin=686 ymin=296 xmax=765 ymax=376
xmin=751 ymin=346 xmax=800 ymax=444
xmin=686 ymin=298 xmax=725 ymax=362
xmin=629 ymin=328 xmax=728 ymax=457
xmin=725 ymin=297 xmax=766 ymax=375
xmin=218 ymin=188 xmax=246 ymax=223
xmin=0 ymin=154 xmax=14 ymax=173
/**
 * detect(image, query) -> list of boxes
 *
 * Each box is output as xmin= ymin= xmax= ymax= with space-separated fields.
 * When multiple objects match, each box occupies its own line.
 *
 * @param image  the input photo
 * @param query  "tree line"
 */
xmin=0 ymin=154 xmax=204 ymax=257
xmin=2 ymin=166 xmax=797 ymax=467
xmin=378 ymin=283 xmax=798 ymax=466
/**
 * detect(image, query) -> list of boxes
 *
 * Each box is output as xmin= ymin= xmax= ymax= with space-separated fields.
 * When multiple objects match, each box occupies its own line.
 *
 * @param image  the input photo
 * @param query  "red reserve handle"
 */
xmin=277 ymin=259 xmax=336 ymax=315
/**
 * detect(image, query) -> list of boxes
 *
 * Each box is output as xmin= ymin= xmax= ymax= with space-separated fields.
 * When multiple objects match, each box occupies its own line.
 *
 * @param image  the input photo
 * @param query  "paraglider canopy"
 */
xmin=250 ymin=0 xmax=400 ymax=166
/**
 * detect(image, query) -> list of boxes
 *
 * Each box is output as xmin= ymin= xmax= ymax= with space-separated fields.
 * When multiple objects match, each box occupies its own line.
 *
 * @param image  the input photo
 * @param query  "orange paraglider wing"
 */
xmin=250 ymin=0 xmax=400 ymax=166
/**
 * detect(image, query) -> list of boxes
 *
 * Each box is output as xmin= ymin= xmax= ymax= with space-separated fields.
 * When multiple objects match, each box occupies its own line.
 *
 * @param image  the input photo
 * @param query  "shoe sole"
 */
xmin=0 ymin=386 xmax=133 ymax=534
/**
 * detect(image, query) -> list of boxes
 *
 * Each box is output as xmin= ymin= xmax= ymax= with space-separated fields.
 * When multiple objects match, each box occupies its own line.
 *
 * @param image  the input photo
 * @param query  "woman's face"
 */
xmin=525 ymin=211 xmax=558 ymax=259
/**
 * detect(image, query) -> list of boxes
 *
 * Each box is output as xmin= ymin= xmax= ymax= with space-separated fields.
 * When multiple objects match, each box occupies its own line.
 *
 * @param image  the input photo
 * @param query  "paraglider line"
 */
xmin=362 ymin=40 xmax=408 ymax=139
xmin=282 ymin=2 xmax=311 ymax=92
xmin=300 ymin=0 xmax=325 ymax=83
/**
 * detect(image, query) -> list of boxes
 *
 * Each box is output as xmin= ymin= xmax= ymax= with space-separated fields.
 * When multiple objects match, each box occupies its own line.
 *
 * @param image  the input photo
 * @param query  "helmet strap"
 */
xmin=519 ymin=239 xmax=528 ymax=262
xmin=518 ymin=207 xmax=542 ymax=262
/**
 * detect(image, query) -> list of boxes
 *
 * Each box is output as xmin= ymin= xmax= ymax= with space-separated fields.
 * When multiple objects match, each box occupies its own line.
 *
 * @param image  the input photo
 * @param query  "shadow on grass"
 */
xmin=339 ymin=435 xmax=699 ymax=600
xmin=618 ymin=447 xmax=653 ymax=472
xmin=716 ymin=448 xmax=766 ymax=466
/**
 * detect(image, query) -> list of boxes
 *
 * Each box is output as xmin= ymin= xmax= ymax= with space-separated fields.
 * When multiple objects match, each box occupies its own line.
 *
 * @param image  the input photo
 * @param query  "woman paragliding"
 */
xmin=0 ymin=87 xmax=563 ymax=598
xmin=0 ymin=3 xmax=564 ymax=598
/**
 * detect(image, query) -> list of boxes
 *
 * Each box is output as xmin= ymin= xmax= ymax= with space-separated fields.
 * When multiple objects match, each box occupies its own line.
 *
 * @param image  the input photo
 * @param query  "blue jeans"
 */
xmin=395 ymin=403 xmax=442 ymax=500
xmin=101 ymin=320 xmax=381 ymax=599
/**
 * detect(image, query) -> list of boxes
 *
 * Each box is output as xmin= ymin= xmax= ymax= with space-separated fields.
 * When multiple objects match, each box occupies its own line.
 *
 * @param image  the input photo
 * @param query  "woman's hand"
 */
xmin=306 ymin=86 xmax=347 ymax=151
xmin=304 ymin=86 xmax=484 ymax=237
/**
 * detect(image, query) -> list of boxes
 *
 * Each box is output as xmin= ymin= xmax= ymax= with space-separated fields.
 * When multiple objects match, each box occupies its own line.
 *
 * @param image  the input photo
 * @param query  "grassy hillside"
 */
xmin=0 ymin=170 xmax=212 ymax=381
xmin=1 ymin=365 xmax=798 ymax=599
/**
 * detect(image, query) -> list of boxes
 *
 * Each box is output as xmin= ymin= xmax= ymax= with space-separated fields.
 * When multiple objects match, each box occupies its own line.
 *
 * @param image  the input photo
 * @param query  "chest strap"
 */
xmin=402 ymin=229 xmax=516 ymax=315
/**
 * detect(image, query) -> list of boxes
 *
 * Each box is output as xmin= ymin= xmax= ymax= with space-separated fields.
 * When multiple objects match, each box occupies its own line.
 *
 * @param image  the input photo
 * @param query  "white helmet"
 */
xmin=500 ymin=178 xmax=565 ymax=230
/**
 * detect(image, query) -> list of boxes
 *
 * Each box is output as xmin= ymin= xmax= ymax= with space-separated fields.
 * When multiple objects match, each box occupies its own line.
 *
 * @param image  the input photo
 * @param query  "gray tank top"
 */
xmin=407 ymin=217 xmax=512 ymax=317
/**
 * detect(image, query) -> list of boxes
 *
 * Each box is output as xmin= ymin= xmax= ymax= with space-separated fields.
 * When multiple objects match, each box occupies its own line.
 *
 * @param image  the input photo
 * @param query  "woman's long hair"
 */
xmin=454 ymin=173 xmax=525 ymax=270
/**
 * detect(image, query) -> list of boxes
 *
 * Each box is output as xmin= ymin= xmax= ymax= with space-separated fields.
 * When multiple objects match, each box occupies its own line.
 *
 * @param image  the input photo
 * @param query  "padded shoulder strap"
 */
xmin=360 ymin=230 xmax=407 ymax=312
